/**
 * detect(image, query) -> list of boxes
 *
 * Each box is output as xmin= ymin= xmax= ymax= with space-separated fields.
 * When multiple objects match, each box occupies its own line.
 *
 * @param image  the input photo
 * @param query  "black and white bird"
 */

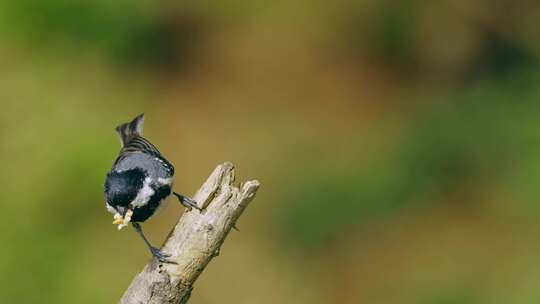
xmin=104 ymin=114 xmax=199 ymax=263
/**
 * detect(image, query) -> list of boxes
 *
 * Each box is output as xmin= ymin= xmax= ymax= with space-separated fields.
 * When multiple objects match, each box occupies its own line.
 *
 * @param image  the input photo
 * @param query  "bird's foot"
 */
xmin=173 ymin=192 xmax=202 ymax=211
xmin=150 ymin=247 xmax=176 ymax=264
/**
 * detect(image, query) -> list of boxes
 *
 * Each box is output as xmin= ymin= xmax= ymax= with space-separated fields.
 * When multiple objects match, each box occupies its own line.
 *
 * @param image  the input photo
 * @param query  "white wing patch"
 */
xmin=158 ymin=177 xmax=173 ymax=186
xmin=130 ymin=177 xmax=155 ymax=208
xmin=155 ymin=157 xmax=174 ymax=175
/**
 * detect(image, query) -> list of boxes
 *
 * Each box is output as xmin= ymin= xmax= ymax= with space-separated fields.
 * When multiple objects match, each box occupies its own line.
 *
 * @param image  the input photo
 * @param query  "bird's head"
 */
xmin=104 ymin=167 xmax=147 ymax=213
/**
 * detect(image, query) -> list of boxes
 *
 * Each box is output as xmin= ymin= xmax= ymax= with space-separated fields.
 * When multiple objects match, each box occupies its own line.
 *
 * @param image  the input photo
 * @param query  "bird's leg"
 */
xmin=132 ymin=222 xmax=176 ymax=264
xmin=173 ymin=192 xmax=201 ymax=211
xmin=171 ymin=192 xmax=239 ymax=229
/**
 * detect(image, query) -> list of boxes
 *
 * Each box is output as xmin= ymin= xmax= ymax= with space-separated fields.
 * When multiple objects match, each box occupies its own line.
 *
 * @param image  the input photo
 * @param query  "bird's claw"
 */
xmin=174 ymin=192 xmax=202 ymax=212
xmin=183 ymin=197 xmax=201 ymax=211
xmin=150 ymin=247 xmax=176 ymax=264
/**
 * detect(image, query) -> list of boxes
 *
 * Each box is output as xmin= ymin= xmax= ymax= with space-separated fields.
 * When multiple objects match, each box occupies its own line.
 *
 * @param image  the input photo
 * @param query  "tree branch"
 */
xmin=120 ymin=162 xmax=260 ymax=304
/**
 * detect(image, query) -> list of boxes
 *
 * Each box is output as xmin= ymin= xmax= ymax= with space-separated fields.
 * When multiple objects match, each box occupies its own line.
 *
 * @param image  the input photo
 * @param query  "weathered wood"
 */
xmin=120 ymin=162 xmax=260 ymax=304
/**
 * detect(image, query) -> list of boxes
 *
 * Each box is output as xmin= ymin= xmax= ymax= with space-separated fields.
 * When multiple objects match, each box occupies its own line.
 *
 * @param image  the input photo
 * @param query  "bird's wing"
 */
xmin=113 ymin=136 xmax=162 ymax=164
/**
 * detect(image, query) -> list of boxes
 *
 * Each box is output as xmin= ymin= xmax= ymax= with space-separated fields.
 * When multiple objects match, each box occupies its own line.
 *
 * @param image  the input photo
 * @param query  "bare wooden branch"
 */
xmin=120 ymin=162 xmax=260 ymax=304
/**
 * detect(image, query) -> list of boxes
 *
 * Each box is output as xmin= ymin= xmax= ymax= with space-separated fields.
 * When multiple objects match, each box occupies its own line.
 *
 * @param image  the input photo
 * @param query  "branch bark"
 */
xmin=120 ymin=162 xmax=260 ymax=304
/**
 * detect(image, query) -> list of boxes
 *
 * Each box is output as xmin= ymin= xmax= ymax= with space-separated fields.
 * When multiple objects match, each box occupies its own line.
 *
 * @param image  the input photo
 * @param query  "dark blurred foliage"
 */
xmin=338 ymin=0 xmax=540 ymax=84
xmin=468 ymin=30 xmax=537 ymax=81
xmin=1 ymin=0 xmax=540 ymax=303
xmin=2 ymin=0 xmax=208 ymax=70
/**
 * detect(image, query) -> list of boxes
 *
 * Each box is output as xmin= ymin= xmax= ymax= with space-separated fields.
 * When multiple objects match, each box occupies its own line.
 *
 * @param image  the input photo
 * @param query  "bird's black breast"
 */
xmin=105 ymin=168 xmax=145 ymax=208
xmin=130 ymin=185 xmax=171 ymax=222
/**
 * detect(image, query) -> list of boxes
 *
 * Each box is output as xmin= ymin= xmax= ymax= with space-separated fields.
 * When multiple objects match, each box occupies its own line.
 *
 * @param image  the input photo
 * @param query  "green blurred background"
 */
xmin=1 ymin=1 xmax=540 ymax=303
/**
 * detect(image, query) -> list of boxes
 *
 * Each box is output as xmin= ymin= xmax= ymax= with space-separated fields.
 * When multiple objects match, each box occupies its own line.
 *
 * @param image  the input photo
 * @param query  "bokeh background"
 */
xmin=2 ymin=1 xmax=540 ymax=303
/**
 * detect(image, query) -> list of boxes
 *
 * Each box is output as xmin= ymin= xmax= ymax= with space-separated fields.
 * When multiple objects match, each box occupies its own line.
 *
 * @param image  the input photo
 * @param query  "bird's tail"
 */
xmin=115 ymin=113 xmax=144 ymax=146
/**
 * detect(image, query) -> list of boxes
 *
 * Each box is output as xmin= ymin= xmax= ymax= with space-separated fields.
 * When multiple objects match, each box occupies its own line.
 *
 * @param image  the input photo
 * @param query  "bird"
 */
xmin=104 ymin=113 xmax=200 ymax=263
